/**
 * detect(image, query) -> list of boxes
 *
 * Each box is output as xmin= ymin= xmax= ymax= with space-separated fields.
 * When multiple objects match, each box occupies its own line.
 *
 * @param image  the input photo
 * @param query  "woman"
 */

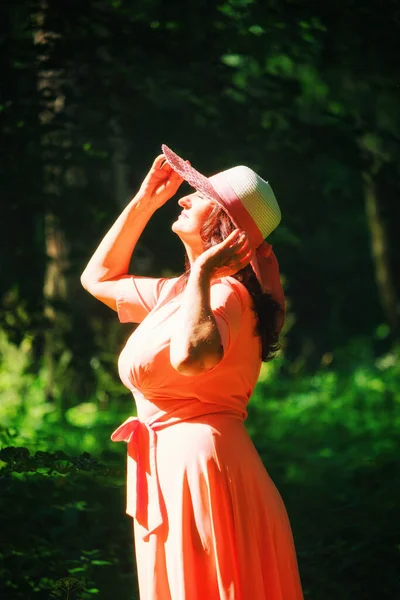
xmin=81 ymin=145 xmax=304 ymax=600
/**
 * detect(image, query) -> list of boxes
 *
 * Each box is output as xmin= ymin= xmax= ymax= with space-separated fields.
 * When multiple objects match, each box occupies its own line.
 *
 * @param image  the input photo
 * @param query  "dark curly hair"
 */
xmin=181 ymin=202 xmax=283 ymax=362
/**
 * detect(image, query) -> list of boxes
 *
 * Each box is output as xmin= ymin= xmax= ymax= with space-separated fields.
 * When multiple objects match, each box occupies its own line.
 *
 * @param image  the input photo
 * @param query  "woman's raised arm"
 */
xmin=80 ymin=154 xmax=183 ymax=311
xmin=170 ymin=229 xmax=252 ymax=375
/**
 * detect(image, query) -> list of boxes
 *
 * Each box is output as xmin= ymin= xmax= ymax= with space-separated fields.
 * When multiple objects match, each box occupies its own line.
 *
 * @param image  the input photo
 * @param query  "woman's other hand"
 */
xmin=195 ymin=229 xmax=253 ymax=280
xmin=139 ymin=154 xmax=184 ymax=208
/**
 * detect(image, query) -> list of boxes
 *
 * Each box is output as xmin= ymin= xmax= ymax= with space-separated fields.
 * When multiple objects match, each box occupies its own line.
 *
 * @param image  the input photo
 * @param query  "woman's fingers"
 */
xmin=231 ymin=235 xmax=253 ymax=265
xmin=152 ymin=154 xmax=167 ymax=170
xmin=234 ymin=233 xmax=249 ymax=249
xmin=231 ymin=233 xmax=250 ymax=254
xmin=229 ymin=228 xmax=243 ymax=241
xmin=152 ymin=154 xmax=176 ymax=176
xmin=201 ymin=229 xmax=252 ymax=277
xmin=219 ymin=228 xmax=240 ymax=245
xmin=140 ymin=154 xmax=184 ymax=206
xmin=216 ymin=230 xmax=251 ymax=261
xmin=241 ymin=248 xmax=253 ymax=264
xmin=221 ymin=229 xmax=247 ymax=250
xmin=158 ymin=156 xmax=184 ymax=186
xmin=214 ymin=235 xmax=251 ymax=273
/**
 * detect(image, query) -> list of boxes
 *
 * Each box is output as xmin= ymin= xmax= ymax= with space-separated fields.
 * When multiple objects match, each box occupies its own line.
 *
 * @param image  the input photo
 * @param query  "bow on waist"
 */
xmin=111 ymin=405 xmax=247 ymax=541
xmin=111 ymin=417 xmax=163 ymax=541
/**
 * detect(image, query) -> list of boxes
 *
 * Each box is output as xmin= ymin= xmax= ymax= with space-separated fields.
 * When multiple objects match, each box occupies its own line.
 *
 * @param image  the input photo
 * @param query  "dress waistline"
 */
xmin=111 ymin=403 xmax=246 ymax=541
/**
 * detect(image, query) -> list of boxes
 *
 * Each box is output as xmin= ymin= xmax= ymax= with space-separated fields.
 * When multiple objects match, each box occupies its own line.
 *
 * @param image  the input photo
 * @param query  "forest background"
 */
xmin=1 ymin=0 xmax=399 ymax=598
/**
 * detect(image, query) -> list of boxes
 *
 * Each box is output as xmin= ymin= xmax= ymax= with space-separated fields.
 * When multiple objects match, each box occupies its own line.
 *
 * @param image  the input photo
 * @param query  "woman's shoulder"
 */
xmin=211 ymin=276 xmax=252 ymax=311
xmin=160 ymin=275 xmax=182 ymax=293
xmin=158 ymin=273 xmax=252 ymax=311
xmin=155 ymin=275 xmax=185 ymax=307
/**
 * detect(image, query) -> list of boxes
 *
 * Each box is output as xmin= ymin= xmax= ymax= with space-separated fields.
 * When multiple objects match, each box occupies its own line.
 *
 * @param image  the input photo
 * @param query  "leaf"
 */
xmin=36 ymin=467 xmax=51 ymax=474
xmin=248 ymin=24 xmax=264 ymax=35
xmin=68 ymin=567 xmax=86 ymax=574
xmin=220 ymin=54 xmax=245 ymax=68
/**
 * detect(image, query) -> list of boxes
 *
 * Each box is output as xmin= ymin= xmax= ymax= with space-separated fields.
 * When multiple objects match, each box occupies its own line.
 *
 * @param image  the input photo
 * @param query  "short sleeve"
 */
xmin=210 ymin=278 xmax=246 ymax=354
xmin=116 ymin=276 xmax=170 ymax=323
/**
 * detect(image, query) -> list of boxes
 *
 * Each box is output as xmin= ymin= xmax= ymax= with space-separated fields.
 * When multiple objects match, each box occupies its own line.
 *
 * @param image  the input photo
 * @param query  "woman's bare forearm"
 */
xmin=170 ymin=264 xmax=223 ymax=375
xmin=80 ymin=192 xmax=156 ymax=287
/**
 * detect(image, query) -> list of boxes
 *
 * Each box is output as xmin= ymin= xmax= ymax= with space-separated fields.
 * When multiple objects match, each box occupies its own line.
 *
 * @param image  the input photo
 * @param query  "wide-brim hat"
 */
xmin=162 ymin=144 xmax=286 ymax=331
xmin=162 ymin=145 xmax=281 ymax=243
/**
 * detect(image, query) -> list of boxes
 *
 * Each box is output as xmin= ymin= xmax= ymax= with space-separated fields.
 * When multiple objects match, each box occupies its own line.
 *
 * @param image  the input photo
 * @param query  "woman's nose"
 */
xmin=178 ymin=197 xmax=191 ymax=208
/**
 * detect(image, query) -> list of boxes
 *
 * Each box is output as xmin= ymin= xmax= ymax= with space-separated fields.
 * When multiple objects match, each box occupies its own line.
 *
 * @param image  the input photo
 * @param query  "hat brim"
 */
xmin=161 ymin=144 xmax=222 ymax=205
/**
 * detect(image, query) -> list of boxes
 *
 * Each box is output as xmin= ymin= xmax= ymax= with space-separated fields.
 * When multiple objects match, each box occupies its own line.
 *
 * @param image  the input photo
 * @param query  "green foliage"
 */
xmin=0 ymin=330 xmax=53 ymax=441
xmin=246 ymin=341 xmax=400 ymax=599
xmin=2 ymin=0 xmax=399 ymax=362
xmin=1 ymin=331 xmax=399 ymax=598
xmin=1 ymin=0 xmax=400 ymax=597
xmin=0 ymin=329 xmax=130 ymax=455
xmin=0 ymin=447 xmax=137 ymax=600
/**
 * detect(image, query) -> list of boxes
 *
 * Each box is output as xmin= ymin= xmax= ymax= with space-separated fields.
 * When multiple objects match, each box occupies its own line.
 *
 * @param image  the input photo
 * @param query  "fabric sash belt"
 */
xmin=111 ymin=417 xmax=163 ymax=541
xmin=111 ymin=404 xmax=246 ymax=541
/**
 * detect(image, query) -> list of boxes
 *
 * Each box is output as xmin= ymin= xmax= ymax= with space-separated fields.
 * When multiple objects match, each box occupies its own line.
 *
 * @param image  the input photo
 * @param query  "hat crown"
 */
xmin=214 ymin=165 xmax=281 ymax=239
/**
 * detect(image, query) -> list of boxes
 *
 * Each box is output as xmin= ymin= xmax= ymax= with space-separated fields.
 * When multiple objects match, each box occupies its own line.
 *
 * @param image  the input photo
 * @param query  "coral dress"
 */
xmin=111 ymin=274 xmax=304 ymax=600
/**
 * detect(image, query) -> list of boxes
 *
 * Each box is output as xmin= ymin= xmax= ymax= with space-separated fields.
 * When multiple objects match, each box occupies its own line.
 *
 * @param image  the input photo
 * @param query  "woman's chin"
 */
xmin=172 ymin=219 xmax=189 ymax=232
xmin=171 ymin=220 xmax=181 ymax=233
xmin=171 ymin=221 xmax=185 ymax=238
xmin=171 ymin=223 xmax=194 ymax=245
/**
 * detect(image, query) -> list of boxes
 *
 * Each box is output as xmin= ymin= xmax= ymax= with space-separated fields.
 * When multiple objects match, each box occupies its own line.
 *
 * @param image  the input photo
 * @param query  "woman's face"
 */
xmin=171 ymin=191 xmax=215 ymax=247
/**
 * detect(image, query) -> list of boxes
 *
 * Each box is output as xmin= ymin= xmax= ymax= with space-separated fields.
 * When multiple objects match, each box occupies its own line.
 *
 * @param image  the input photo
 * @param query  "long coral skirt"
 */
xmin=130 ymin=413 xmax=304 ymax=600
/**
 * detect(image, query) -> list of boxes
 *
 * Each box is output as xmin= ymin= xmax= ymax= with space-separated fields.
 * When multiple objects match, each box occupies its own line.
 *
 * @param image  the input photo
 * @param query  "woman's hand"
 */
xmin=195 ymin=229 xmax=253 ymax=280
xmin=139 ymin=154 xmax=184 ymax=208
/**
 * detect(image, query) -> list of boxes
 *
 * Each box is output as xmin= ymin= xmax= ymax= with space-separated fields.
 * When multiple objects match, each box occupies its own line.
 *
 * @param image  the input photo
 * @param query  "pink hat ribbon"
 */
xmin=210 ymin=173 xmax=285 ymax=332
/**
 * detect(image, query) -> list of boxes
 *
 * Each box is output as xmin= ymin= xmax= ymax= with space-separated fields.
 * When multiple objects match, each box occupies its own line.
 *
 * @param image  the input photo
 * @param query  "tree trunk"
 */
xmin=33 ymin=3 xmax=70 ymax=408
xmin=363 ymin=171 xmax=398 ymax=334
xmin=110 ymin=96 xmax=130 ymax=210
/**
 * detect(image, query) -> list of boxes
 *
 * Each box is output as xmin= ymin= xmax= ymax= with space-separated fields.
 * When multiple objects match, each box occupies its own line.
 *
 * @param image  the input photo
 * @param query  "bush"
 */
xmin=246 ymin=341 xmax=400 ymax=599
xmin=1 ymin=330 xmax=399 ymax=598
xmin=0 ymin=447 xmax=138 ymax=600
